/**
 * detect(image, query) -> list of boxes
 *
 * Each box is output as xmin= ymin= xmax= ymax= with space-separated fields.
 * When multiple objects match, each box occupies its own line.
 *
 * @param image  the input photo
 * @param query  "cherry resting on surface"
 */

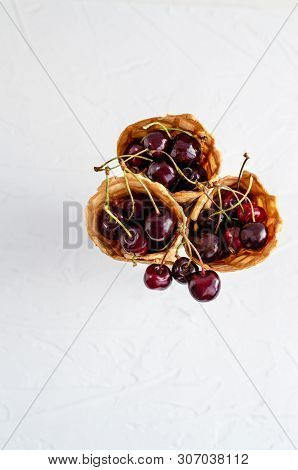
xmin=120 ymin=224 xmax=149 ymax=256
xmin=125 ymin=142 xmax=148 ymax=170
xmin=145 ymin=208 xmax=176 ymax=242
xmin=237 ymin=202 xmax=267 ymax=224
xmin=172 ymin=257 xmax=198 ymax=284
xmin=144 ymin=264 xmax=172 ymax=290
xmin=240 ymin=222 xmax=268 ymax=249
xmin=223 ymin=226 xmax=242 ymax=253
xmin=147 ymin=159 xmax=177 ymax=189
xmin=171 ymin=133 xmax=201 ymax=166
xmin=143 ymin=131 xmax=170 ymax=157
xmin=188 ymin=270 xmax=221 ymax=302
xmin=175 ymin=165 xmax=207 ymax=191
xmin=97 ymin=205 xmax=124 ymax=240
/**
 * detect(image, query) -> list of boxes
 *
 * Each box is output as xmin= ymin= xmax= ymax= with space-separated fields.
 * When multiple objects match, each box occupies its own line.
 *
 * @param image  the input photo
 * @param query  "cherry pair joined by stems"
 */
xmin=144 ymin=257 xmax=221 ymax=302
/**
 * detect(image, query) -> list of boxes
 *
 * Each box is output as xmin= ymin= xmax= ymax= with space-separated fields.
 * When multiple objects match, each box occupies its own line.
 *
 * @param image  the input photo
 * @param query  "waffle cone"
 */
xmin=188 ymin=171 xmax=282 ymax=272
xmin=86 ymin=174 xmax=185 ymax=265
xmin=117 ymin=114 xmax=221 ymax=206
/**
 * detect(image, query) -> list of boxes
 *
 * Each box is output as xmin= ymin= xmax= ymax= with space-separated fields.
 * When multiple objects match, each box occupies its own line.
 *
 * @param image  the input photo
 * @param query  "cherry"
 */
xmin=240 ymin=222 xmax=268 ymax=250
xmin=125 ymin=142 xmax=148 ymax=170
xmin=171 ymin=133 xmax=201 ymax=166
xmin=172 ymin=257 xmax=198 ymax=284
xmin=144 ymin=264 xmax=172 ymax=290
xmin=120 ymin=224 xmax=148 ymax=256
xmin=145 ymin=208 xmax=176 ymax=242
xmin=197 ymin=208 xmax=223 ymax=230
xmin=123 ymin=197 xmax=146 ymax=221
xmin=237 ymin=202 xmax=267 ymax=224
xmin=147 ymin=159 xmax=177 ymax=188
xmin=143 ymin=131 xmax=170 ymax=157
xmin=214 ymin=190 xmax=248 ymax=218
xmin=192 ymin=232 xmax=221 ymax=263
xmin=175 ymin=165 xmax=207 ymax=191
xmin=97 ymin=206 xmax=125 ymax=240
xmin=188 ymin=270 xmax=221 ymax=302
xmin=223 ymin=226 xmax=242 ymax=253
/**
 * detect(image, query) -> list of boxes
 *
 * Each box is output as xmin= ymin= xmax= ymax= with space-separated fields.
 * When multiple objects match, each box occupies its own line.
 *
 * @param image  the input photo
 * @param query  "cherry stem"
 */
xmin=181 ymin=227 xmax=205 ymax=275
xmin=237 ymin=152 xmax=250 ymax=189
xmin=94 ymin=151 xmax=152 ymax=172
xmin=142 ymin=121 xmax=172 ymax=139
xmin=124 ymin=167 xmax=160 ymax=215
xmin=142 ymin=121 xmax=196 ymax=138
xmin=104 ymin=205 xmax=132 ymax=238
xmin=121 ymin=163 xmax=135 ymax=220
xmin=220 ymin=184 xmax=255 ymax=222
xmin=215 ymin=187 xmax=223 ymax=234
xmin=156 ymin=149 xmax=205 ymax=189
xmin=211 ymin=176 xmax=254 ymax=217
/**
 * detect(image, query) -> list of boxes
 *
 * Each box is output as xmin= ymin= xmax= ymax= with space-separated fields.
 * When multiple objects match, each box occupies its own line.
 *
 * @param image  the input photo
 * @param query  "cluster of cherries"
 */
xmin=189 ymin=186 xmax=268 ymax=264
xmin=97 ymin=195 xmax=177 ymax=256
xmin=94 ymin=125 xmax=270 ymax=303
xmin=144 ymin=258 xmax=221 ymax=303
xmin=125 ymin=129 xmax=207 ymax=191
xmin=97 ymin=193 xmax=223 ymax=302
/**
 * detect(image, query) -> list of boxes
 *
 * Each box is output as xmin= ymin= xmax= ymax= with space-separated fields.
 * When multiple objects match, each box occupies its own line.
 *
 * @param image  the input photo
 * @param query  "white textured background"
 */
xmin=0 ymin=0 xmax=298 ymax=450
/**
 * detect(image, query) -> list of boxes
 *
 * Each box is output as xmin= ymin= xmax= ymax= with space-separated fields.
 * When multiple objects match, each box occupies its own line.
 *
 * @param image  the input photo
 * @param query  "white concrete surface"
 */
xmin=0 ymin=0 xmax=298 ymax=450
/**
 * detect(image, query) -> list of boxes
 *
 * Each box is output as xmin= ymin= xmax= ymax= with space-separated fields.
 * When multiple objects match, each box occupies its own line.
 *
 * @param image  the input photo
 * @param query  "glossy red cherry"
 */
xmin=143 ymin=131 xmax=170 ymax=157
xmin=97 ymin=206 xmax=125 ymax=240
xmin=175 ymin=165 xmax=207 ymax=191
xmin=240 ymin=222 xmax=268 ymax=249
xmin=192 ymin=232 xmax=221 ymax=262
xmin=147 ymin=159 xmax=177 ymax=188
xmin=223 ymin=226 xmax=242 ymax=253
xmin=145 ymin=208 xmax=176 ymax=242
xmin=237 ymin=202 xmax=267 ymax=224
xmin=171 ymin=133 xmax=201 ymax=166
xmin=120 ymin=224 xmax=149 ymax=255
xmin=172 ymin=257 xmax=198 ymax=284
xmin=144 ymin=264 xmax=172 ymax=290
xmin=188 ymin=270 xmax=221 ymax=302
xmin=125 ymin=142 xmax=148 ymax=170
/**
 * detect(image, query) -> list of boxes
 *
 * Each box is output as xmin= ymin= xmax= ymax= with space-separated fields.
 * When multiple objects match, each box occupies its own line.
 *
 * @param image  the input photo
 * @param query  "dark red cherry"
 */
xmin=120 ymin=224 xmax=149 ymax=255
xmin=97 ymin=206 xmax=125 ymax=240
xmin=125 ymin=143 xmax=148 ymax=170
xmin=193 ymin=232 xmax=221 ymax=262
xmin=172 ymin=257 xmax=198 ymax=284
xmin=188 ymin=270 xmax=221 ymax=302
xmin=144 ymin=264 xmax=172 ymax=290
xmin=171 ymin=133 xmax=201 ymax=166
xmin=214 ymin=191 xmax=246 ymax=218
xmin=143 ymin=131 xmax=170 ymax=157
xmin=197 ymin=208 xmax=223 ymax=230
xmin=240 ymin=222 xmax=268 ymax=250
xmin=145 ymin=208 xmax=176 ymax=242
xmin=147 ymin=159 xmax=177 ymax=188
xmin=175 ymin=165 xmax=207 ymax=191
xmin=237 ymin=202 xmax=267 ymax=224
xmin=223 ymin=226 xmax=242 ymax=253
xmin=123 ymin=198 xmax=146 ymax=220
